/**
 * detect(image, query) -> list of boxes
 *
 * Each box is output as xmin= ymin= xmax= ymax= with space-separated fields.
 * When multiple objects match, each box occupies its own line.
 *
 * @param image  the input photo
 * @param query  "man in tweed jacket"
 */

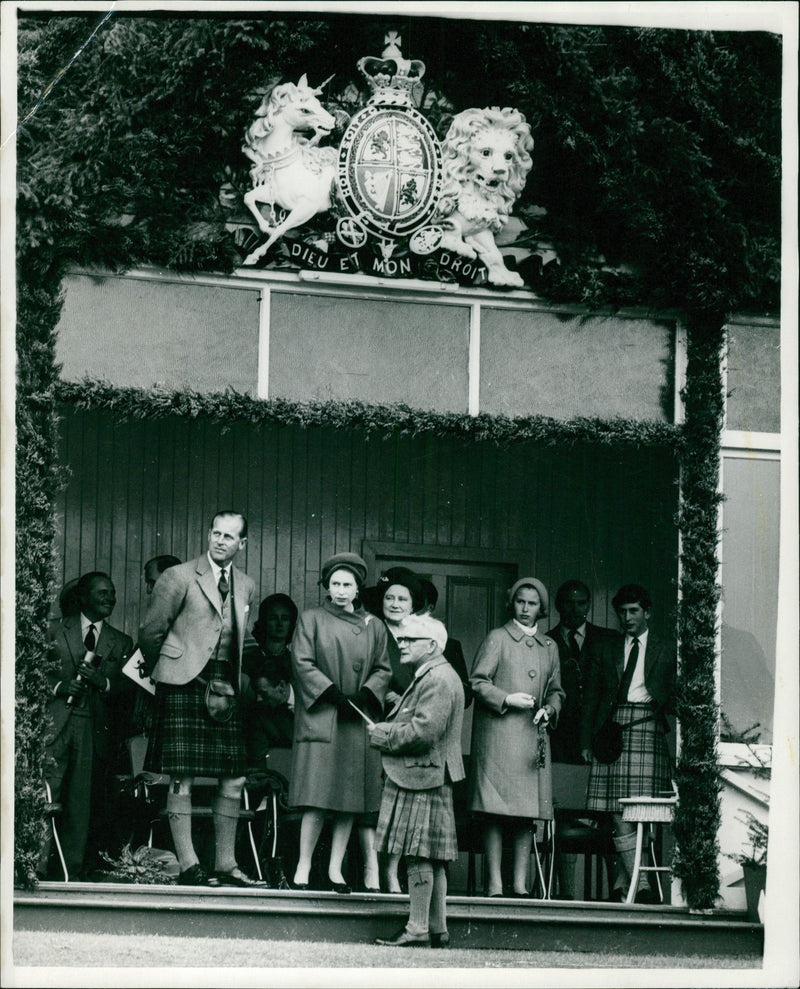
xmin=139 ymin=511 xmax=259 ymax=888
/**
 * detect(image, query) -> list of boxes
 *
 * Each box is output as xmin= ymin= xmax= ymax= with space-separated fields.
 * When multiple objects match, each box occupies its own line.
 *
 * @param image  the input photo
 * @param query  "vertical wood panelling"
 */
xmin=54 ymin=408 xmax=678 ymax=644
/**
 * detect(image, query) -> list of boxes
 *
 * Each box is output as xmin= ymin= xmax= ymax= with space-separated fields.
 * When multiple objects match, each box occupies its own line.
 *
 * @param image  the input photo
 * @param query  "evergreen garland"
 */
xmin=15 ymin=274 xmax=67 ymax=887
xmin=54 ymin=379 xmax=682 ymax=450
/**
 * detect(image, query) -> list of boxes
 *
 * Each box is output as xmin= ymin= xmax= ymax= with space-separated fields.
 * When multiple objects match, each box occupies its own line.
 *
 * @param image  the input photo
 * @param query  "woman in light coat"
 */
xmin=289 ymin=553 xmax=390 ymax=892
xmin=468 ymin=577 xmax=564 ymax=897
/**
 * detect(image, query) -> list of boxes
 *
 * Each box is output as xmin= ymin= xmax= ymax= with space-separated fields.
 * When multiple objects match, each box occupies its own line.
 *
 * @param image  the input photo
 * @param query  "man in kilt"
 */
xmin=580 ymin=584 xmax=676 ymax=903
xmin=369 ymin=613 xmax=465 ymax=948
xmin=139 ymin=511 xmax=262 ymax=887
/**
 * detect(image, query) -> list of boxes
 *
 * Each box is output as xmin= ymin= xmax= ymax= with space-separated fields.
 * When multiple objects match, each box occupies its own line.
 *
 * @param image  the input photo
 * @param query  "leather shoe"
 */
xmin=375 ymin=928 xmax=430 ymax=947
xmin=607 ymin=888 xmax=625 ymax=903
xmin=290 ymin=881 xmax=310 ymax=890
xmin=634 ymin=887 xmax=659 ymax=905
xmin=214 ymin=868 xmax=267 ymax=888
xmin=327 ymin=880 xmax=351 ymax=894
xmin=430 ymin=932 xmax=450 ymax=948
xmin=509 ymin=890 xmax=529 ymax=899
xmin=178 ymin=864 xmax=220 ymax=887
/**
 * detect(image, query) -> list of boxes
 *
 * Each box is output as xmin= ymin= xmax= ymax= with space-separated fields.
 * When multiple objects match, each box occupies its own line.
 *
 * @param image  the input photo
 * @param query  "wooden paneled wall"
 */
xmin=54 ymin=407 xmax=679 ymax=644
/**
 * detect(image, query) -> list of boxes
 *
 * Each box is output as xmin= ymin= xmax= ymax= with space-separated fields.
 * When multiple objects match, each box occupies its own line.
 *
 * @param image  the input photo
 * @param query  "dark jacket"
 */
xmin=579 ymin=631 xmax=677 ymax=753
xmin=46 ymin=614 xmax=133 ymax=760
xmin=546 ymin=622 xmax=616 ymax=763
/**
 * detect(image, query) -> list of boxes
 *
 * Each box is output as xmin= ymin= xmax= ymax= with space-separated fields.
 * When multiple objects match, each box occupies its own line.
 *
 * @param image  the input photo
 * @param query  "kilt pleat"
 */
xmin=586 ymin=702 xmax=672 ymax=812
xmin=376 ymin=779 xmax=458 ymax=861
xmin=145 ymin=679 xmax=247 ymax=777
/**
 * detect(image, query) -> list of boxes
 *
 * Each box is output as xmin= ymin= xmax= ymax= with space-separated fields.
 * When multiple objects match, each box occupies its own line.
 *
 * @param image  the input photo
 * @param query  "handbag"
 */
xmin=204 ymin=678 xmax=236 ymax=723
xmin=592 ymin=712 xmax=655 ymax=764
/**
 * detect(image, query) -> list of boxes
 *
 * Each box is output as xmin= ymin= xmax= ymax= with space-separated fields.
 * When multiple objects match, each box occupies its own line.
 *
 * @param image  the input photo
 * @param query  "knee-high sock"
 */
xmin=429 ymin=862 xmax=448 ymax=935
xmin=166 ymin=792 xmax=196 ymax=872
xmin=213 ymin=794 xmax=240 ymax=873
xmin=406 ymin=857 xmax=434 ymax=935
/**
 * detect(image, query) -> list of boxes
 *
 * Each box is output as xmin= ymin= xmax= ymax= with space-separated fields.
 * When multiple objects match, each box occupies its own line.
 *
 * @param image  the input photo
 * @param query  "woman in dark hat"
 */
xmin=288 ymin=553 xmax=390 ymax=893
xmin=468 ymin=577 xmax=565 ymax=897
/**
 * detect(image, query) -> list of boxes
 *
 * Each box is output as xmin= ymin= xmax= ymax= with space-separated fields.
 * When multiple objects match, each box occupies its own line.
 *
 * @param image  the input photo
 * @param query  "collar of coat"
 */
xmin=388 ymin=653 xmax=449 ymax=714
xmin=193 ymin=553 xmax=246 ymax=618
xmin=321 ymin=598 xmax=372 ymax=626
xmin=503 ymin=619 xmax=550 ymax=647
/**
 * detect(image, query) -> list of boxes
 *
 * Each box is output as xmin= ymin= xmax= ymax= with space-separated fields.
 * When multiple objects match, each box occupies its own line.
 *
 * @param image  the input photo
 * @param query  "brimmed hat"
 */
xmin=398 ymin=614 xmax=448 ymax=652
xmin=376 ymin=566 xmax=426 ymax=613
xmin=508 ymin=577 xmax=549 ymax=618
xmin=320 ymin=552 xmax=368 ymax=587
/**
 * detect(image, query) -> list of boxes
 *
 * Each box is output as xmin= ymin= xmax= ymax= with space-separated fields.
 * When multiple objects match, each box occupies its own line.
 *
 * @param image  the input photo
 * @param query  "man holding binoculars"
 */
xmin=39 ymin=571 xmax=133 ymax=880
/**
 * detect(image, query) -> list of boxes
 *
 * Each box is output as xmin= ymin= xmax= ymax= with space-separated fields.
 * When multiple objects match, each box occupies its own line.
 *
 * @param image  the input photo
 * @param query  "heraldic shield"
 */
xmin=337 ymin=103 xmax=443 ymax=241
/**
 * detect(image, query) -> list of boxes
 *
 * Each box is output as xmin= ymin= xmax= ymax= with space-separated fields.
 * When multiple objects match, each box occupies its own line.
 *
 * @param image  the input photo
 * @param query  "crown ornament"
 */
xmin=358 ymin=31 xmax=425 ymax=107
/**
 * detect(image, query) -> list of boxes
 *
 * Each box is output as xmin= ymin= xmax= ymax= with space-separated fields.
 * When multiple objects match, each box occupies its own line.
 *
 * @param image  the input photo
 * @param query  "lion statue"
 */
xmin=434 ymin=106 xmax=534 ymax=288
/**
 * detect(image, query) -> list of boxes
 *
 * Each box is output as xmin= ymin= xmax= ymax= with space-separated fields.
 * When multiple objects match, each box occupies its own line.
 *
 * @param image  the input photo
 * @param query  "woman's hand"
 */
xmin=505 ymin=692 xmax=535 ymax=710
xmin=533 ymin=706 xmax=552 ymax=725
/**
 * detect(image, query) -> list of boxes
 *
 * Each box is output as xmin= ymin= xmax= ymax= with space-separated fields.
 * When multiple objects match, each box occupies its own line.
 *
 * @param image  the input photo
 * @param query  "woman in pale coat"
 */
xmin=468 ymin=577 xmax=564 ymax=897
xmin=289 ymin=553 xmax=390 ymax=892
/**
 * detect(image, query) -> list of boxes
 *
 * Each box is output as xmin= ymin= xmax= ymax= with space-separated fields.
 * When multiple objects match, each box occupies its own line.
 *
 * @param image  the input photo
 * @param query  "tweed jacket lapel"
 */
xmin=613 ymin=634 xmax=626 ymax=686
xmin=644 ymin=633 xmax=662 ymax=684
xmin=195 ymin=554 xmax=223 ymax=618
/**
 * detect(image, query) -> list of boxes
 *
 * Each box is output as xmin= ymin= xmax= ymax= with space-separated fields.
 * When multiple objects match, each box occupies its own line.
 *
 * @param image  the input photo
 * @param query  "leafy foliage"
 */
xmin=55 ymin=379 xmax=681 ymax=450
xmin=100 ymin=844 xmax=177 ymax=885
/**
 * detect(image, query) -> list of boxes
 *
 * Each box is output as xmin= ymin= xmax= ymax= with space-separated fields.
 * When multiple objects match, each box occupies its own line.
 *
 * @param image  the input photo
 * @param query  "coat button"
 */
xmin=528 ymin=670 xmax=537 ymax=678
xmin=353 ymin=663 xmax=362 ymax=673
xmin=526 ymin=638 xmax=535 ymax=647
xmin=353 ymin=626 xmax=362 ymax=635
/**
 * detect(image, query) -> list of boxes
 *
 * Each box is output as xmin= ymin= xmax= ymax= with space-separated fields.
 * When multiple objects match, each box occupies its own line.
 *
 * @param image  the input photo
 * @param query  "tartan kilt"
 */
xmin=144 ymin=679 xmax=247 ymax=778
xmin=586 ymin=702 xmax=672 ymax=813
xmin=376 ymin=779 xmax=458 ymax=862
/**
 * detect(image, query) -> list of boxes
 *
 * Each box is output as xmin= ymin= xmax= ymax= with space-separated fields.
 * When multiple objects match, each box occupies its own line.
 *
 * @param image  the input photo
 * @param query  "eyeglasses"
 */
xmin=395 ymin=636 xmax=429 ymax=645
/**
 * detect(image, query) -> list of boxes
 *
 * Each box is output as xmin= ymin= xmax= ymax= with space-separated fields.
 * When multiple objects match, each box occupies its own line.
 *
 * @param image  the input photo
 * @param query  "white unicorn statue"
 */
xmin=242 ymin=74 xmax=338 ymax=265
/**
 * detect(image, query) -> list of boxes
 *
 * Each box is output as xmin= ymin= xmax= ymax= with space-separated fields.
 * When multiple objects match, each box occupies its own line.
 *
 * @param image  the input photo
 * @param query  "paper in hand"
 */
xmin=347 ymin=699 xmax=375 ymax=729
xmin=122 ymin=649 xmax=156 ymax=695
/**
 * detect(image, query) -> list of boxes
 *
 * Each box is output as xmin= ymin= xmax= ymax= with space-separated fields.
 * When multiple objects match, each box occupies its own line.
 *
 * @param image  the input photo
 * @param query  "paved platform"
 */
xmin=15 ymin=883 xmax=763 ymax=957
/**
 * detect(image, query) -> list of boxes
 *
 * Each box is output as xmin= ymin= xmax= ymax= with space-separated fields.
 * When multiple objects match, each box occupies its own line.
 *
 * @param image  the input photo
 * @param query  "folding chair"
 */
xmin=126 ymin=733 xmax=263 ymax=880
xmin=43 ymin=780 xmax=70 ymax=882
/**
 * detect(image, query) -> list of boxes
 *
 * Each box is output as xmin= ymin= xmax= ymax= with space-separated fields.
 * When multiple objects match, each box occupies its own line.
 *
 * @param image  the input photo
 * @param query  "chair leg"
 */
xmin=545 ymin=821 xmax=554 ymax=899
xmin=648 ymin=826 xmax=664 ymax=902
xmin=625 ymin=825 xmax=645 ymax=905
xmin=242 ymin=790 xmax=263 ymax=881
xmin=45 ymin=783 xmax=70 ymax=883
xmin=531 ymin=829 xmax=546 ymax=898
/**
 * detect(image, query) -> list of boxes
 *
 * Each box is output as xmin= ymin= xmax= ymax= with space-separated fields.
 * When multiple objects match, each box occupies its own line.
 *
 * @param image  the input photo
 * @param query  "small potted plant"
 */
xmin=728 ymin=812 xmax=768 ymax=922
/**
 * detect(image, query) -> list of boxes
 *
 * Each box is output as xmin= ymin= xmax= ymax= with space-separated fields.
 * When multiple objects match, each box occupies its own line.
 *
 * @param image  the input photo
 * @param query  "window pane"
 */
xmin=721 ymin=456 xmax=779 ymax=744
xmin=726 ymin=320 xmax=781 ymax=432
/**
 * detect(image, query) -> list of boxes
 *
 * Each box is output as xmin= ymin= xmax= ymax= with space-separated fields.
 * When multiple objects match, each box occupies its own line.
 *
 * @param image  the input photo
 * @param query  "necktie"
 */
xmin=84 ymin=624 xmax=97 ymax=651
xmin=568 ymin=629 xmax=581 ymax=662
xmin=617 ymin=637 xmax=639 ymax=703
xmin=218 ymin=569 xmax=229 ymax=602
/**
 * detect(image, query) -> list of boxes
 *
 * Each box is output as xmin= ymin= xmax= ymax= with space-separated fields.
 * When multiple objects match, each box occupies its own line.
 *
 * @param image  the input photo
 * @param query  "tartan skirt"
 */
xmin=144 ymin=679 xmax=248 ymax=778
xmin=376 ymin=779 xmax=459 ymax=862
xmin=586 ymin=702 xmax=672 ymax=813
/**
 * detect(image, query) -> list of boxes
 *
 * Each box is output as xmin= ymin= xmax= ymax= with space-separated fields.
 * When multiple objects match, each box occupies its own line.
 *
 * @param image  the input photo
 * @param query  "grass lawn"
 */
xmin=11 ymin=930 xmax=762 ymax=972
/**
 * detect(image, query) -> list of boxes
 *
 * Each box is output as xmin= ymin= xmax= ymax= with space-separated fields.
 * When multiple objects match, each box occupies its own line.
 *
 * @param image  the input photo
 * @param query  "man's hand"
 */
xmin=581 ymin=748 xmax=594 ymax=764
xmin=255 ymin=677 xmax=290 ymax=707
xmin=56 ymin=678 xmax=89 ymax=699
xmin=77 ymin=661 xmax=107 ymax=690
xmin=533 ymin=706 xmax=552 ymax=725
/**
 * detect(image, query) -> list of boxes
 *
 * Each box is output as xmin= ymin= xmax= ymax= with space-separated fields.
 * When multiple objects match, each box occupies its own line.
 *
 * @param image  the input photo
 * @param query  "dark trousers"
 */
xmin=41 ymin=710 xmax=94 ymax=877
